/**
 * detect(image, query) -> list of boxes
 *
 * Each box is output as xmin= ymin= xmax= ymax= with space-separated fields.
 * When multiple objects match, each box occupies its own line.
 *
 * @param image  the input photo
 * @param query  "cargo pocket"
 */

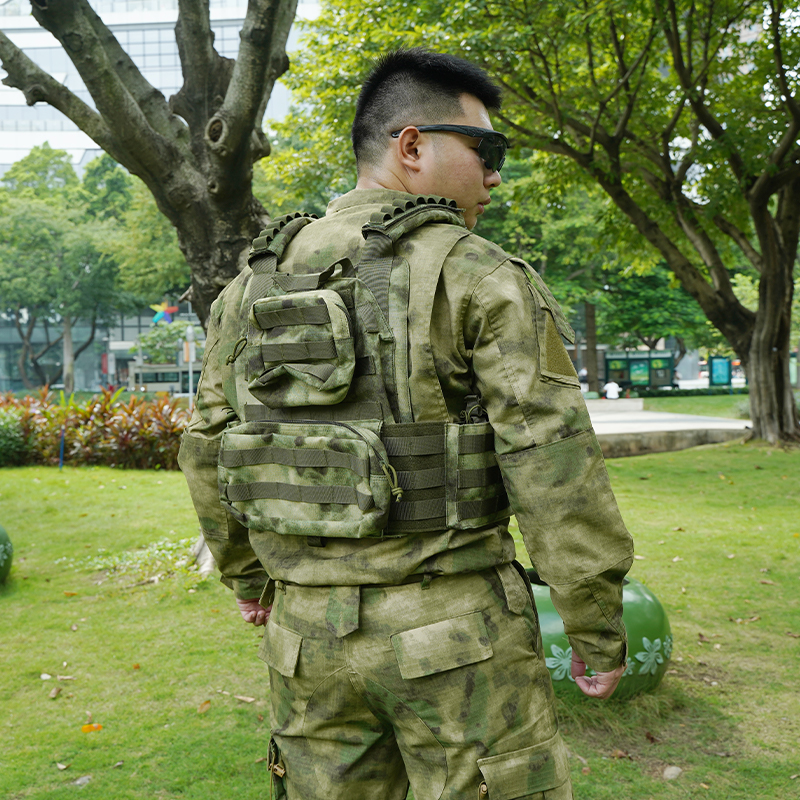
xmin=219 ymin=419 xmax=397 ymax=538
xmin=258 ymin=620 xmax=302 ymax=678
xmin=391 ymin=611 xmax=492 ymax=680
xmin=248 ymin=288 xmax=355 ymax=407
xmin=477 ymin=732 xmax=571 ymax=799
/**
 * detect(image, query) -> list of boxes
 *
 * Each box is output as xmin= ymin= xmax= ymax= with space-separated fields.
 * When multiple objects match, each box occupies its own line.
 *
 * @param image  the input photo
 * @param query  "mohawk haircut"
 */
xmin=352 ymin=49 xmax=502 ymax=170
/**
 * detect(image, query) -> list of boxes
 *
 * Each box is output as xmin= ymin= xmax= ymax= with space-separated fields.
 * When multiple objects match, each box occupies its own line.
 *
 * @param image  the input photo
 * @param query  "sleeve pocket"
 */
xmin=258 ymin=621 xmax=302 ymax=678
xmin=391 ymin=611 xmax=492 ymax=680
xmin=477 ymin=731 xmax=571 ymax=798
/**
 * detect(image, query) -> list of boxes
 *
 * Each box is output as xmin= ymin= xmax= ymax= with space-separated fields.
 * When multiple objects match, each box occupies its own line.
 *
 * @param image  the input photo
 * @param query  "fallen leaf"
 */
xmin=727 ymin=554 xmax=736 ymax=559
xmin=786 ymin=632 xmax=800 ymax=639
xmin=729 ymin=615 xmax=760 ymax=624
xmin=81 ymin=724 xmax=103 ymax=733
xmin=754 ymin=465 xmax=762 ymax=469
xmin=132 ymin=664 xmax=141 ymax=670
xmin=759 ymin=580 xmax=776 ymax=585
xmin=700 ymin=783 xmax=710 ymax=789
xmin=611 ymin=749 xmax=631 ymax=759
xmin=645 ymin=731 xmax=658 ymax=744
xmin=581 ymin=766 xmax=591 ymax=775
xmin=790 ymin=774 xmax=798 ymax=780
xmin=197 ymin=700 xmax=211 ymax=714
xmin=672 ymin=556 xmax=683 ymax=563
xmin=672 ymin=526 xmax=685 ymax=531
xmin=113 ymin=761 xmax=124 ymax=768
xmin=639 ymin=475 xmax=651 ymax=480
xmin=57 ymin=675 xmax=75 ymax=681
xmin=257 ymin=714 xmax=264 ymax=722
xmin=698 ymin=633 xmax=711 ymax=643
xmin=57 ymin=763 xmax=70 ymax=771
xmin=718 ymin=473 xmax=725 ymax=480
xmin=234 ymin=695 xmax=256 ymax=703
xmin=63 ymin=591 xmax=77 ymax=597
xmin=634 ymin=555 xmax=646 ymax=560
xmin=49 ymin=686 xmax=62 ymax=699
xmin=41 ymin=673 xmax=52 ymax=681
xmin=70 ymin=624 xmax=78 ymax=632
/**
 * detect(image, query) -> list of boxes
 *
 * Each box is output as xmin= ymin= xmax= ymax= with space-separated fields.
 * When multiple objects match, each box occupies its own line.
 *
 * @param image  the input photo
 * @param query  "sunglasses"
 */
xmin=390 ymin=124 xmax=510 ymax=172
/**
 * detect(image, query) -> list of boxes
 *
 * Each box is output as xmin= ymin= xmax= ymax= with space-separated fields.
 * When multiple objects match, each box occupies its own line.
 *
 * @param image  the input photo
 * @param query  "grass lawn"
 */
xmin=1 ymin=442 xmax=798 ymax=799
xmin=641 ymin=393 xmax=751 ymax=419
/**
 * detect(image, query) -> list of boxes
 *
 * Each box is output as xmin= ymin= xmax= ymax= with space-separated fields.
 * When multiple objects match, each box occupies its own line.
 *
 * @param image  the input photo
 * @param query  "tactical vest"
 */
xmin=217 ymin=195 xmax=511 ymax=541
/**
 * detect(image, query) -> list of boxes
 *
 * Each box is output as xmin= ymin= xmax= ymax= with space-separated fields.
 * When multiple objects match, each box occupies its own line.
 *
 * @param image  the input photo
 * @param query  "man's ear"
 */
xmin=395 ymin=127 xmax=424 ymax=174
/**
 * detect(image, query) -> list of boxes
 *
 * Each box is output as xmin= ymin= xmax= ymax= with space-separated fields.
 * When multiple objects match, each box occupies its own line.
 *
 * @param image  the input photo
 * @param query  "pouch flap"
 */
xmin=391 ymin=611 xmax=492 ymax=680
xmin=477 ymin=732 xmax=571 ymax=798
xmin=258 ymin=621 xmax=302 ymax=677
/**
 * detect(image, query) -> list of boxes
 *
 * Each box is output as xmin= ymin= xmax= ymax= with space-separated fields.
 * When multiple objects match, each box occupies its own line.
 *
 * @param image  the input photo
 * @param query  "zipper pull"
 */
xmin=226 ymin=336 xmax=247 ymax=364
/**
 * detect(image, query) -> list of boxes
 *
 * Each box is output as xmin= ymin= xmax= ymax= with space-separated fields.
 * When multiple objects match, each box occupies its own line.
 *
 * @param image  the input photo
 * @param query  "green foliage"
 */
xmin=1 ymin=142 xmax=79 ymax=199
xmin=0 ymin=407 xmax=27 ymax=467
xmin=79 ymin=153 xmax=134 ymax=221
xmin=597 ymin=264 xmax=724 ymax=352
xmin=102 ymin=177 xmax=190 ymax=299
xmin=134 ymin=320 xmax=205 ymax=364
xmin=0 ymin=387 xmax=190 ymax=470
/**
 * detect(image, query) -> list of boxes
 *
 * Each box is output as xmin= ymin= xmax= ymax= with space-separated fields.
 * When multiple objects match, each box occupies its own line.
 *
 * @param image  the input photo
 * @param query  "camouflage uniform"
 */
xmin=179 ymin=188 xmax=634 ymax=799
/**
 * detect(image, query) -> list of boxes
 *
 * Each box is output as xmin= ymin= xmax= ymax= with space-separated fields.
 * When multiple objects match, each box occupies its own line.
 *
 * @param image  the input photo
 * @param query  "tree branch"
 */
xmin=29 ymin=0 xmax=178 ymax=179
xmin=0 ymin=31 xmax=120 ymax=159
xmin=713 ymin=214 xmax=764 ymax=272
xmin=207 ymin=0 xmax=297 ymax=165
xmin=768 ymin=0 xmax=800 ymax=126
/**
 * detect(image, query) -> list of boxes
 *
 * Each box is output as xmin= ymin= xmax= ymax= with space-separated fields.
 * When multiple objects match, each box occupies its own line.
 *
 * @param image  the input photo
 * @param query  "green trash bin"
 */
xmin=0 ymin=525 xmax=13 ymax=585
xmin=527 ymin=569 xmax=671 ymax=700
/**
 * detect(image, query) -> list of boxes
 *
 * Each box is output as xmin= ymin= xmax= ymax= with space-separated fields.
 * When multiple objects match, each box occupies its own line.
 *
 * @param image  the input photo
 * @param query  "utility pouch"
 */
xmin=218 ymin=419 xmax=400 ymax=538
xmin=247 ymin=288 xmax=355 ymax=407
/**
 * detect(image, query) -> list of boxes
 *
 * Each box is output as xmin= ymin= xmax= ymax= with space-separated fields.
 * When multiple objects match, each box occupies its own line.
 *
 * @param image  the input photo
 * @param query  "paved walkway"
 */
xmin=584 ymin=398 xmax=751 ymax=457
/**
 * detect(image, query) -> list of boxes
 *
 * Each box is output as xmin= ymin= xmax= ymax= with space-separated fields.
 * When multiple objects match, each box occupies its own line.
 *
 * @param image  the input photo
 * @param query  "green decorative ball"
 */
xmin=0 ymin=525 xmax=13 ymax=584
xmin=527 ymin=569 xmax=672 ymax=700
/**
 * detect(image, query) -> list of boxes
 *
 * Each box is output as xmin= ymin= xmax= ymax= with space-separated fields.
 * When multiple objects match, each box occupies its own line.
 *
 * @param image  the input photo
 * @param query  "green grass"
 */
xmin=642 ymin=393 xmax=751 ymax=419
xmin=1 ymin=443 xmax=799 ymax=799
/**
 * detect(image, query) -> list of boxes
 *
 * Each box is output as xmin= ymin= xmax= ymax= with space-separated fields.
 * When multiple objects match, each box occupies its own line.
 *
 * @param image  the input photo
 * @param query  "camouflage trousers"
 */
xmin=260 ymin=564 xmax=573 ymax=800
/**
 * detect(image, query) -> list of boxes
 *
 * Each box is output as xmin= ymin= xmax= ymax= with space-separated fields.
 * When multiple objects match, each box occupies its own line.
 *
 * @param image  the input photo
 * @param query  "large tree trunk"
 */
xmin=745 ymin=182 xmax=800 ymax=442
xmin=584 ymin=302 xmax=600 ymax=394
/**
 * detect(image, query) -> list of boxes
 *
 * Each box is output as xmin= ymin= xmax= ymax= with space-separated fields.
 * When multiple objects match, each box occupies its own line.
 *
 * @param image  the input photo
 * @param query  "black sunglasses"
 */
xmin=390 ymin=124 xmax=510 ymax=172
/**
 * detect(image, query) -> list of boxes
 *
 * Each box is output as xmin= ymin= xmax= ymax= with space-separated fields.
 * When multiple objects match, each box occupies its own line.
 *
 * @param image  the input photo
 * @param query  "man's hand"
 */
xmin=571 ymin=651 xmax=625 ymax=699
xmin=236 ymin=597 xmax=272 ymax=626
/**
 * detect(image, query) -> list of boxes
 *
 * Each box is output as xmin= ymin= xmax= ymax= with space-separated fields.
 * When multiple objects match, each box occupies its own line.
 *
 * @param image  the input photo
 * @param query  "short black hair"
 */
xmin=352 ymin=48 xmax=502 ymax=170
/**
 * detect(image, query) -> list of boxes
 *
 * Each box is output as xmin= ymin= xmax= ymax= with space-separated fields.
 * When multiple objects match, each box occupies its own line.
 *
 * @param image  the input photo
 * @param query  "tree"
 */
xmin=271 ymin=0 xmax=799 ymax=442
xmin=134 ymin=320 xmax=205 ymax=365
xmin=0 ymin=0 xmax=298 ymax=328
xmin=596 ymin=265 xmax=724 ymax=363
xmin=0 ymin=146 xmax=128 ymax=392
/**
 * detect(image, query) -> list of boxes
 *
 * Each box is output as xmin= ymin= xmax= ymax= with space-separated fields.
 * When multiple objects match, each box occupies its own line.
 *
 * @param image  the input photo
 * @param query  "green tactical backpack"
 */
xmin=218 ymin=196 xmax=511 ymax=541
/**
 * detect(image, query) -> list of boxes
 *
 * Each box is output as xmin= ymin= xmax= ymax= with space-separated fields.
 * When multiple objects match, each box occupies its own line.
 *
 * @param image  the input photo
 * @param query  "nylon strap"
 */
xmin=223 ymin=481 xmax=375 ymax=511
xmin=220 ymin=445 xmax=371 ymax=476
xmin=253 ymin=304 xmax=331 ymax=330
xmin=260 ymin=339 xmax=338 ymax=363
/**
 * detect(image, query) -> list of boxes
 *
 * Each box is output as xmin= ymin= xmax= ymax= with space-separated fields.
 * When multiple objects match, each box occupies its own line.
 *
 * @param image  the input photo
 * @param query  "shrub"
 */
xmin=0 ymin=387 xmax=190 ymax=470
xmin=0 ymin=407 xmax=27 ymax=467
xmin=635 ymin=386 xmax=750 ymax=398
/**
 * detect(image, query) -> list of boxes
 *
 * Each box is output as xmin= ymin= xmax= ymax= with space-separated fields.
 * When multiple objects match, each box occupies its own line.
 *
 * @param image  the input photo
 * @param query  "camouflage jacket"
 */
xmin=179 ymin=188 xmax=634 ymax=671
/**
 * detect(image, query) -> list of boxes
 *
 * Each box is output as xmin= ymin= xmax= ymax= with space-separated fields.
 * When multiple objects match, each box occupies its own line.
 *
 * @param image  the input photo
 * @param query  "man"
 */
xmin=179 ymin=49 xmax=633 ymax=800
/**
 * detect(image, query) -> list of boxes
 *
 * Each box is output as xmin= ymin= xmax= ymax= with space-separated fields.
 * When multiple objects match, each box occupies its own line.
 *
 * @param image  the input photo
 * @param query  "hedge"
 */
xmin=0 ymin=387 xmax=190 ymax=470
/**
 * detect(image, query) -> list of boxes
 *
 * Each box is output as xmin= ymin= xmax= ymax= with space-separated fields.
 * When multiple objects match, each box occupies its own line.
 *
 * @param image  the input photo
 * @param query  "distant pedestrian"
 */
xmin=603 ymin=379 xmax=621 ymax=400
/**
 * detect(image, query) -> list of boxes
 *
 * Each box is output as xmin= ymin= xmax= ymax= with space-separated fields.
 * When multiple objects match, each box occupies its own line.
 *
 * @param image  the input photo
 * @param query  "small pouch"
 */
xmin=218 ymin=419 xmax=397 ymax=538
xmin=247 ymin=289 xmax=355 ymax=407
